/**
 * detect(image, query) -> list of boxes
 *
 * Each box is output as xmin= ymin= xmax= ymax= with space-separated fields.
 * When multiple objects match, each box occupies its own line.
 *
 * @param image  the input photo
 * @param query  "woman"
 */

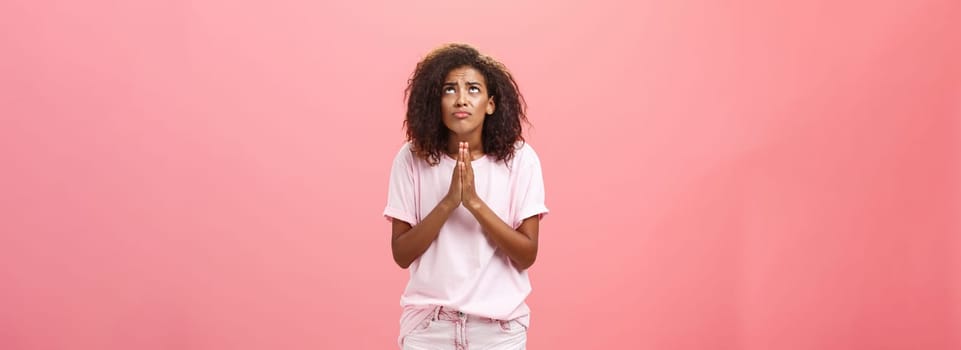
xmin=383 ymin=43 xmax=548 ymax=349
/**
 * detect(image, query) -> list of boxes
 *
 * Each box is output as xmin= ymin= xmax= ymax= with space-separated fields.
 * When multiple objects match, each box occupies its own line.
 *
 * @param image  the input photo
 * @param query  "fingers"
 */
xmin=452 ymin=143 xmax=460 ymax=182
xmin=459 ymin=142 xmax=467 ymax=177
xmin=464 ymin=144 xmax=474 ymax=179
xmin=458 ymin=142 xmax=466 ymax=190
xmin=458 ymin=141 xmax=465 ymax=174
xmin=460 ymin=142 xmax=474 ymax=188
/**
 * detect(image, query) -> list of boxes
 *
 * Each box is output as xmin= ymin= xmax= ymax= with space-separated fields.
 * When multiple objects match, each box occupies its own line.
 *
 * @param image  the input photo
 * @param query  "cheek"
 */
xmin=474 ymin=96 xmax=489 ymax=109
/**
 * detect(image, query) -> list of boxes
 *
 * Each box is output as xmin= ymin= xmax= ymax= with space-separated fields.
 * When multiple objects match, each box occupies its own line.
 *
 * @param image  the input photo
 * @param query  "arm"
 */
xmin=390 ymin=153 xmax=464 ymax=269
xmin=390 ymin=198 xmax=457 ymax=269
xmin=458 ymin=142 xmax=540 ymax=270
xmin=467 ymin=202 xmax=540 ymax=270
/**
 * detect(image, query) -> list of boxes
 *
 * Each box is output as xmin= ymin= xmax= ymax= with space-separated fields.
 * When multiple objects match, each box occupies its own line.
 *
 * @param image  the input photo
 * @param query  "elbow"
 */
xmin=513 ymin=237 xmax=538 ymax=270
xmin=392 ymin=248 xmax=414 ymax=269
xmin=517 ymin=245 xmax=538 ymax=270
xmin=515 ymin=255 xmax=536 ymax=271
xmin=391 ymin=239 xmax=411 ymax=269
xmin=395 ymin=258 xmax=411 ymax=269
xmin=392 ymin=249 xmax=412 ymax=269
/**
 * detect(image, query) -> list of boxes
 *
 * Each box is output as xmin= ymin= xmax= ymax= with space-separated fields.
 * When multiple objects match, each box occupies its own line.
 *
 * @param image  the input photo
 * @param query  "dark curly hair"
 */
xmin=404 ymin=43 xmax=528 ymax=166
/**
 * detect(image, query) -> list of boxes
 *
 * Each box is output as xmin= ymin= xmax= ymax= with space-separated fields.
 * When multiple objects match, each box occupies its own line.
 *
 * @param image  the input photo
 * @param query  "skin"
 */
xmin=391 ymin=66 xmax=540 ymax=270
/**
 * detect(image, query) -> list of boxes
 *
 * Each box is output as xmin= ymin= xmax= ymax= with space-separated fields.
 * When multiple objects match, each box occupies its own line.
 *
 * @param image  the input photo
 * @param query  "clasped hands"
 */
xmin=444 ymin=141 xmax=484 ymax=211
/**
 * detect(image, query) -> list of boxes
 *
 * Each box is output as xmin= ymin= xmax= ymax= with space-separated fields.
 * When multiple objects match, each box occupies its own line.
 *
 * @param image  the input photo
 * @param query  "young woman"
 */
xmin=383 ymin=43 xmax=548 ymax=349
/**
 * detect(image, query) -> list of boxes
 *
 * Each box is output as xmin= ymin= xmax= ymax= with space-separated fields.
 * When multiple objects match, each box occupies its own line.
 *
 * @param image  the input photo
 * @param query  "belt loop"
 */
xmin=432 ymin=305 xmax=442 ymax=321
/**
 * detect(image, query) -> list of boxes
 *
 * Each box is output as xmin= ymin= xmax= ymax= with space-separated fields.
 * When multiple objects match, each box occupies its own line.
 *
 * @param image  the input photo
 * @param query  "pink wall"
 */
xmin=2 ymin=0 xmax=959 ymax=349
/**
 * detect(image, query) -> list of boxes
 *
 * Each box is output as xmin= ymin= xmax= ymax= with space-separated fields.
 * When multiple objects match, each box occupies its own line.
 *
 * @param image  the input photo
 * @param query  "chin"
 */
xmin=444 ymin=123 xmax=479 ymax=136
xmin=446 ymin=129 xmax=468 ymax=137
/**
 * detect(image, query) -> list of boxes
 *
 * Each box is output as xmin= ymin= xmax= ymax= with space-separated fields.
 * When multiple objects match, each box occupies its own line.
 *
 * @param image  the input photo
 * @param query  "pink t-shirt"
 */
xmin=383 ymin=141 xmax=548 ymax=343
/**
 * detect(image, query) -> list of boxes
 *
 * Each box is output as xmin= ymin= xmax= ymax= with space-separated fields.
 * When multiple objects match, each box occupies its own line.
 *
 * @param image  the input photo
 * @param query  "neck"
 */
xmin=448 ymin=134 xmax=484 ymax=159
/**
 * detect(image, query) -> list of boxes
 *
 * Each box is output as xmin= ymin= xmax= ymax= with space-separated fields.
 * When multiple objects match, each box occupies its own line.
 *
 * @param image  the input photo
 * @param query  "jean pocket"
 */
xmin=408 ymin=315 xmax=434 ymax=335
xmin=497 ymin=319 xmax=525 ymax=334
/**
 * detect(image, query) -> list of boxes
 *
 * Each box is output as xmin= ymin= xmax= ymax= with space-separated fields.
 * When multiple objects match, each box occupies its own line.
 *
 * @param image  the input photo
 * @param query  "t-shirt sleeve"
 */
xmin=383 ymin=145 xmax=417 ymax=225
xmin=513 ymin=145 xmax=549 ymax=229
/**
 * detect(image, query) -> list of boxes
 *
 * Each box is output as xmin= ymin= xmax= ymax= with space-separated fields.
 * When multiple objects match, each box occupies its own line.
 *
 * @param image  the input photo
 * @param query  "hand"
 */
xmin=459 ymin=142 xmax=481 ymax=210
xmin=443 ymin=145 xmax=463 ymax=207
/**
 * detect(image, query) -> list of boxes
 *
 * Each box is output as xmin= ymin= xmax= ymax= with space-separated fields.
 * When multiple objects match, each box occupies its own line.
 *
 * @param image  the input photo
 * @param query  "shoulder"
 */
xmin=390 ymin=142 xmax=417 ymax=166
xmin=508 ymin=141 xmax=543 ymax=170
xmin=392 ymin=142 xmax=416 ymax=159
xmin=392 ymin=142 xmax=437 ymax=171
xmin=513 ymin=141 xmax=541 ymax=162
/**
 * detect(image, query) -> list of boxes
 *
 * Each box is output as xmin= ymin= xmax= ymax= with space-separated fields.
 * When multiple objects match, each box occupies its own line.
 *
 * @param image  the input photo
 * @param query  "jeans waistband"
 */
xmin=432 ymin=306 xmax=501 ymax=322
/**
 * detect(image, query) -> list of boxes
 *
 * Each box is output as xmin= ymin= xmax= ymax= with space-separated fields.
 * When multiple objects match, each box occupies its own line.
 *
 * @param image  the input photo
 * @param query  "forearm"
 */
xmin=391 ymin=198 xmax=458 ymax=268
xmin=466 ymin=201 xmax=538 ymax=270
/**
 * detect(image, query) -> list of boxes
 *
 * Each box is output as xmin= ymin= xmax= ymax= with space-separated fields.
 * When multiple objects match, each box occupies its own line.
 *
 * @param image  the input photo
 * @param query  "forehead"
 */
xmin=444 ymin=66 xmax=486 ymax=84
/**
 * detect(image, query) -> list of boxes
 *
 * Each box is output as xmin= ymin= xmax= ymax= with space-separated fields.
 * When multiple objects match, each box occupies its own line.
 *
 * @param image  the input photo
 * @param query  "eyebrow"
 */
xmin=443 ymin=81 xmax=485 ymax=87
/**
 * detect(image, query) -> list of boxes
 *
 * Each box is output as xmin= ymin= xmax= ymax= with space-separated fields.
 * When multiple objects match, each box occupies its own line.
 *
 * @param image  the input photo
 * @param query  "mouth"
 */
xmin=453 ymin=111 xmax=471 ymax=119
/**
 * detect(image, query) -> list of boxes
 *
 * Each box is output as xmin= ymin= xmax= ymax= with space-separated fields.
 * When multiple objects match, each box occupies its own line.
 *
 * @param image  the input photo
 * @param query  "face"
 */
xmin=441 ymin=66 xmax=495 ymax=138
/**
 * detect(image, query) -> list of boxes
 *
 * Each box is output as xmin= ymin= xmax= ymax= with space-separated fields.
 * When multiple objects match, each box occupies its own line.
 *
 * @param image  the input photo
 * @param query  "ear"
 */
xmin=486 ymin=95 xmax=496 ymax=115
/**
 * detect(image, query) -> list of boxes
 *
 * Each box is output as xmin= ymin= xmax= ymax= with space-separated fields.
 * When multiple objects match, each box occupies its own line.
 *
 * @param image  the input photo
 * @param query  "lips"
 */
xmin=453 ymin=111 xmax=471 ymax=119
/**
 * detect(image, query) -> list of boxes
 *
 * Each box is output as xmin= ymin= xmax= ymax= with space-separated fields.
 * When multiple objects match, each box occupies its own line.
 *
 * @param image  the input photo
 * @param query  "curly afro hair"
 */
xmin=404 ymin=43 xmax=529 ymax=166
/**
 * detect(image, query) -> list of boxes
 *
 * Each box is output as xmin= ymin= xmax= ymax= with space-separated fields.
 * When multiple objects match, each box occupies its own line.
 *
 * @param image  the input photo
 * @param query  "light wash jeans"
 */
xmin=402 ymin=306 xmax=527 ymax=350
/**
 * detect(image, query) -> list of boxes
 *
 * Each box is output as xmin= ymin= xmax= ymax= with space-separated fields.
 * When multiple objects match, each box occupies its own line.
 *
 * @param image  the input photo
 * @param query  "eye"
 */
xmin=443 ymin=87 xmax=455 ymax=94
xmin=469 ymin=86 xmax=481 ymax=93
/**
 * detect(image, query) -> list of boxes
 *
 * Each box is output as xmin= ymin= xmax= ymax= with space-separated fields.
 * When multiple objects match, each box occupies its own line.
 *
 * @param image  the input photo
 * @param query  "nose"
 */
xmin=454 ymin=90 xmax=468 ymax=107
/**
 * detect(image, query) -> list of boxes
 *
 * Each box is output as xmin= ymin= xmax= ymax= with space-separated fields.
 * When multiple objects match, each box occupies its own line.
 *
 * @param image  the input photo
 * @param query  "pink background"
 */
xmin=2 ymin=0 xmax=959 ymax=349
